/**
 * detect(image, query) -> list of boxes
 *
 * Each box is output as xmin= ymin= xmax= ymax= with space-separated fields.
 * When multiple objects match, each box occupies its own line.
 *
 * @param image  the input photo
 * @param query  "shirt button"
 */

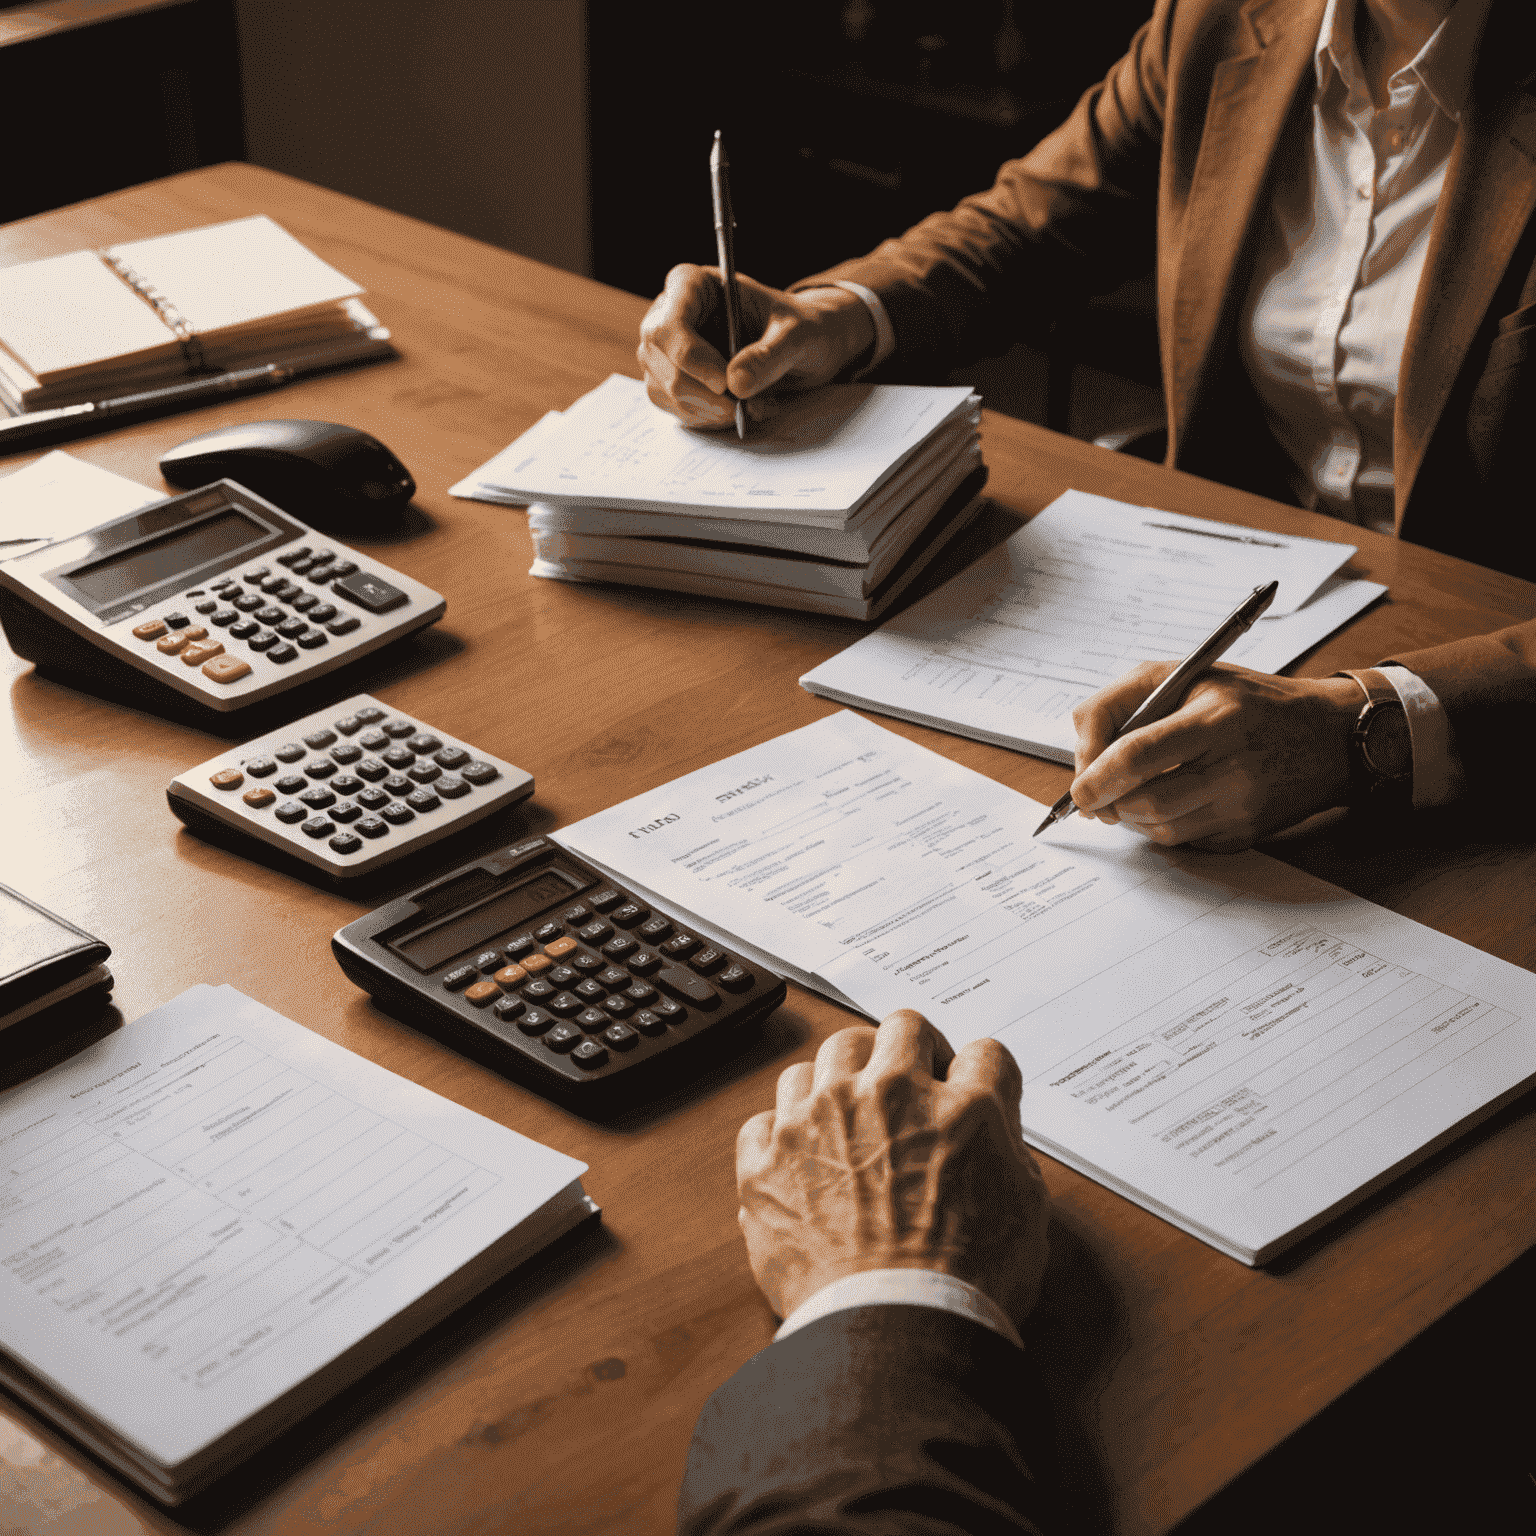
xmin=1358 ymin=183 xmax=1372 ymax=200
xmin=1386 ymin=130 xmax=1403 ymax=151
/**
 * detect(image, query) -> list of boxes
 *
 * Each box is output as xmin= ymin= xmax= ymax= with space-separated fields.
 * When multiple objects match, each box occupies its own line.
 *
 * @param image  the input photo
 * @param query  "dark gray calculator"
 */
xmin=332 ymin=835 xmax=786 ymax=1113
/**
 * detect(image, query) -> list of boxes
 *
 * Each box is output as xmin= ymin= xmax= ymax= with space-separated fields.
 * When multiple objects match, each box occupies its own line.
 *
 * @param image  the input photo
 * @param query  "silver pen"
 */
xmin=709 ymin=130 xmax=747 ymax=440
xmin=1033 ymin=579 xmax=1281 ymax=836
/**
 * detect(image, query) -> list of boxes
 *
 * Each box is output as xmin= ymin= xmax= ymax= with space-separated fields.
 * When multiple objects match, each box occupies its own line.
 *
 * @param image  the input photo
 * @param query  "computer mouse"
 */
xmin=159 ymin=420 xmax=416 ymax=527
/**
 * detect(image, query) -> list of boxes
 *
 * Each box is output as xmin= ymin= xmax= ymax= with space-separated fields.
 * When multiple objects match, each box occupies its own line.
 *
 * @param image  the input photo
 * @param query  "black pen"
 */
xmin=1032 ymin=580 xmax=1280 ymax=837
xmin=710 ymin=130 xmax=747 ymax=440
xmin=0 ymin=333 xmax=397 ymax=454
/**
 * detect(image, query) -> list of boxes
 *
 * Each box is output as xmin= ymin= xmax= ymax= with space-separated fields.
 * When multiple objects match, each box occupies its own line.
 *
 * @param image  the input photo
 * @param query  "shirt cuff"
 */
xmin=773 ymin=1269 xmax=1024 ymax=1351
xmin=808 ymin=280 xmax=896 ymax=374
xmin=1375 ymin=664 xmax=1465 ymax=808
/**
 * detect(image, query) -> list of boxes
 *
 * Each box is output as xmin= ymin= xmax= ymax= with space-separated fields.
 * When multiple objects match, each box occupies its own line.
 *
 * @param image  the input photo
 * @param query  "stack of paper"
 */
xmin=451 ymin=374 xmax=990 ymax=620
xmin=0 ymin=216 xmax=389 ymax=414
xmin=800 ymin=489 xmax=1387 ymax=761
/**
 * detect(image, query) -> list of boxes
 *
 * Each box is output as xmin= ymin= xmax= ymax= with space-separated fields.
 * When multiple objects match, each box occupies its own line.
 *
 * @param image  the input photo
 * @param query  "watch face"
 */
xmin=1358 ymin=699 xmax=1411 ymax=781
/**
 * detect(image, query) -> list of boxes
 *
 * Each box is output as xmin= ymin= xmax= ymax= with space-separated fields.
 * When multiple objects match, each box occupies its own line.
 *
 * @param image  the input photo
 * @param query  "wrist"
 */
xmin=1333 ymin=668 xmax=1413 ymax=807
xmin=794 ymin=285 xmax=878 ymax=376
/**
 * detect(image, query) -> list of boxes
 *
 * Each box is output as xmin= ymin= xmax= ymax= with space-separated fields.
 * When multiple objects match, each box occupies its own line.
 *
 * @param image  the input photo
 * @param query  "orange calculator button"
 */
xmin=521 ymin=953 xmax=553 ymax=975
xmin=545 ymin=936 xmax=578 ymax=958
xmin=202 ymin=654 xmax=251 ymax=683
xmin=157 ymin=632 xmax=190 ymax=654
xmin=242 ymin=786 xmax=276 ymax=808
xmin=181 ymin=640 xmax=225 ymax=666
xmin=132 ymin=619 xmax=167 ymax=641
xmin=464 ymin=981 xmax=502 ymax=1007
xmin=209 ymin=768 xmax=244 ymax=791
xmin=183 ymin=625 xmax=209 ymax=641
xmin=493 ymin=964 xmax=527 ymax=988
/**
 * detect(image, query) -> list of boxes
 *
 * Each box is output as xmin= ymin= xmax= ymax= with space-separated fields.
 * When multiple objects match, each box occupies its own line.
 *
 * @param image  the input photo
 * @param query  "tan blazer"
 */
xmin=802 ymin=0 xmax=1536 ymax=793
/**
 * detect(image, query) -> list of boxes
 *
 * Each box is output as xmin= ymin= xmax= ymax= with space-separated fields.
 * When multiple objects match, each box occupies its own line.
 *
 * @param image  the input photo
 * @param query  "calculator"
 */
xmin=0 ymin=479 xmax=445 ymax=715
xmin=332 ymin=836 xmax=787 ymax=1113
xmin=167 ymin=693 xmax=534 ymax=881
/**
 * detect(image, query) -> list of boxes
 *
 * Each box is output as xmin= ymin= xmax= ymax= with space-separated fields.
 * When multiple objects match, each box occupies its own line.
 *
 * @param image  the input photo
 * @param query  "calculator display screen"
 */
xmin=389 ymin=867 xmax=588 ymax=972
xmin=64 ymin=508 xmax=268 ymax=605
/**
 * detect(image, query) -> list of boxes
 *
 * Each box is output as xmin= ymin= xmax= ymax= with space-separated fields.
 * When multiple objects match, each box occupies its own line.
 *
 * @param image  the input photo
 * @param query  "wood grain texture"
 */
xmin=2 ymin=164 xmax=1533 ymax=1536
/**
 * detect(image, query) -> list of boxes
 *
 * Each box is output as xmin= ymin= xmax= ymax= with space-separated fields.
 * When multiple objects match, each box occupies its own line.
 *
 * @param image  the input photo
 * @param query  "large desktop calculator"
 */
xmin=0 ymin=479 xmax=445 ymax=715
xmin=168 ymin=692 xmax=534 ymax=881
xmin=332 ymin=836 xmax=787 ymax=1113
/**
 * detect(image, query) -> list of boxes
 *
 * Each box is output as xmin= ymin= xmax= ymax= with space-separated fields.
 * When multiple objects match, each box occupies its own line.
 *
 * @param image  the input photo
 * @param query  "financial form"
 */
xmin=557 ymin=712 xmax=1536 ymax=1262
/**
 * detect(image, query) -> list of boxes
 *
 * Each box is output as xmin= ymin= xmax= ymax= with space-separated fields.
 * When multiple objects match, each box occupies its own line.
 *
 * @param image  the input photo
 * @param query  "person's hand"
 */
xmin=637 ymin=265 xmax=876 ymax=429
xmin=1069 ymin=661 xmax=1364 ymax=851
xmin=736 ymin=1009 xmax=1050 ymax=1324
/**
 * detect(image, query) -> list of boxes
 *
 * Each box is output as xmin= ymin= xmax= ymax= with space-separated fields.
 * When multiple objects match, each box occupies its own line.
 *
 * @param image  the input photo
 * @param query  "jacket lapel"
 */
xmin=1396 ymin=15 xmax=1536 ymax=522
xmin=1167 ymin=0 xmax=1325 ymax=453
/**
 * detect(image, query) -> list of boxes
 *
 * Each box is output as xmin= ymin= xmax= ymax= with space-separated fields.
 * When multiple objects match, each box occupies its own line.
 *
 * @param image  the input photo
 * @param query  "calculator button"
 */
xmin=577 ymin=920 xmax=613 ymax=946
xmin=382 ymin=774 xmax=414 ymax=796
xmin=243 ymin=786 xmax=276 ymax=808
xmin=245 ymin=756 xmax=277 ymax=776
xmin=690 ymin=948 xmax=727 ymax=975
xmin=310 ymin=548 xmax=335 ymax=565
xmin=275 ymin=774 xmax=306 ymax=794
xmin=299 ymin=787 xmax=336 ymax=810
xmin=380 ymin=802 xmax=414 ymax=825
xmin=232 ymin=593 xmax=265 ymax=611
xmin=290 ymin=593 xmax=319 ymax=612
xmin=327 ymin=616 xmax=362 ymax=636
xmin=717 ymin=964 xmax=754 ymax=992
xmin=330 ymin=774 xmax=364 ymax=796
xmin=575 ymin=979 xmax=606 ymax=1003
xmin=227 ymin=619 xmax=259 ymax=640
xmin=571 ymin=1039 xmax=609 ymax=1069
xmin=623 ymin=982 xmax=657 ymax=1006
xmin=407 ymin=762 xmax=441 ymax=783
xmin=518 ymin=1007 xmax=554 ymax=1035
xmin=626 ymin=949 xmax=662 ymax=976
xmin=434 ymin=745 xmax=470 ymax=770
xmin=522 ymin=977 xmax=554 ymax=1002
xmin=560 ymin=904 xmax=593 ymax=926
xmin=354 ymin=705 xmax=386 ymax=724
xmin=164 ymin=611 xmax=191 ymax=629
xmin=589 ymin=889 xmax=624 ymax=912
xmin=255 ymin=605 xmax=285 ymax=626
xmin=194 ymin=599 xmax=219 ymax=615
xmin=545 ymin=935 xmax=578 ymax=958
xmin=406 ymin=733 xmax=442 ymax=754
xmin=276 ymin=618 xmax=307 ymax=639
xmin=275 ymin=546 xmax=311 ymax=566
xmin=631 ymin=1010 xmax=666 ymax=1036
xmin=243 ymin=566 xmax=270 ymax=583
xmin=208 ymin=609 xmax=238 ymax=628
xmin=301 ymin=817 xmax=334 ymax=839
xmin=247 ymin=630 xmax=279 ymax=651
xmin=491 ymin=995 xmax=526 ymax=1022
xmin=358 ymin=728 xmax=389 ymax=750
xmin=601 ymin=935 xmax=636 ymax=959
xmin=503 ymin=935 xmax=536 ymax=960
xmin=465 ymin=981 xmax=502 ymax=1007
xmin=638 ymin=916 xmax=673 ymax=943
xmin=309 ymin=603 xmax=339 ymax=624
xmin=157 ymin=632 xmax=190 ymax=654
xmin=544 ymin=1023 xmax=583 ymax=1053
xmin=334 ymin=713 xmax=363 ymax=735
xmin=355 ymin=786 xmax=389 ymax=811
xmin=355 ymin=758 xmax=388 ymax=782
xmin=521 ymin=953 xmax=553 ymax=975
xmin=381 ymin=746 xmax=415 ymax=769
xmin=301 ymin=728 xmax=336 ymax=749
xmin=306 ymin=562 xmax=337 ymax=584
xmin=182 ymin=640 xmax=225 ymax=666
xmin=534 ymin=921 xmax=564 ymax=943
xmin=184 ymin=626 xmax=210 ymax=641
xmin=443 ymin=965 xmax=478 ymax=991
xmin=436 ymin=774 xmax=470 ymax=799
xmin=335 ymin=572 xmax=409 ymax=613
xmin=330 ymin=802 xmax=362 ymax=823
xmin=549 ymin=992 xmax=583 ymax=1018
xmin=356 ymin=816 xmax=389 ymax=839
xmin=405 ymin=789 xmax=439 ymax=813
xmin=268 ymin=644 xmax=298 ymax=664
xmin=274 ymin=742 xmax=306 ymax=762
xmin=132 ymin=619 xmax=168 ymax=640
xmin=461 ymin=762 xmax=500 ymax=786
xmin=382 ymin=718 xmax=416 ymax=738
xmin=209 ymin=768 xmax=244 ymax=791
xmin=597 ymin=967 xmax=630 ymax=990
xmin=330 ymin=742 xmax=363 ymax=764
xmin=328 ymin=832 xmax=363 ymax=855
xmin=328 ymin=560 xmax=359 ymax=580
xmin=651 ymin=997 xmax=686 ymax=1025
xmin=600 ymin=994 xmax=635 ymax=1018
xmin=655 ymin=966 xmax=720 ymax=1009
xmin=470 ymin=949 xmax=502 ymax=972
xmin=493 ymin=964 xmax=527 ymax=988
xmin=577 ymin=1007 xmax=610 ymax=1032
xmin=297 ymin=629 xmax=328 ymax=650
xmin=548 ymin=965 xmax=579 ymax=987
xmin=661 ymin=934 xmax=699 ymax=959
xmin=273 ymin=581 xmax=301 ymax=602
xmin=304 ymin=758 xmax=337 ymax=778
xmin=570 ymin=949 xmax=605 ymax=974
xmin=601 ymin=1023 xmax=639 ymax=1052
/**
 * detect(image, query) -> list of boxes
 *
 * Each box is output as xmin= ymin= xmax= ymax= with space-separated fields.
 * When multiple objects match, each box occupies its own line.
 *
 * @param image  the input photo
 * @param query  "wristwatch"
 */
xmin=1335 ymin=669 xmax=1412 ymax=809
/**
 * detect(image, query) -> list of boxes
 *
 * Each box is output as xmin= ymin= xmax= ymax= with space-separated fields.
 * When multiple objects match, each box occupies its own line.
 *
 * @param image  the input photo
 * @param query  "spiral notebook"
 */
xmin=0 ymin=215 xmax=378 ymax=413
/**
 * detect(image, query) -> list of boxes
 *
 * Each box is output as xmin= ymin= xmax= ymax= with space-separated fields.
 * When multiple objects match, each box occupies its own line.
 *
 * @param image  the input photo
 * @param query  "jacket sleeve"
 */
xmin=1384 ymin=617 xmax=1536 ymax=798
xmin=789 ymin=3 xmax=1175 ymax=374
xmin=676 ymin=1305 xmax=1057 ymax=1536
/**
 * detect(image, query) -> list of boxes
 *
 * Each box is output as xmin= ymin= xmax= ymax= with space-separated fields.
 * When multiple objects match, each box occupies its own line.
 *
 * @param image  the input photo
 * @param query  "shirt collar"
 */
xmin=1314 ymin=0 xmax=1492 ymax=121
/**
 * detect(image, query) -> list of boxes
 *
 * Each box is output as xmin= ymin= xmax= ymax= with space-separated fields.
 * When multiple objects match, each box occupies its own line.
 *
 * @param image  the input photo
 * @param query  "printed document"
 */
xmin=555 ymin=712 xmax=1536 ymax=1263
xmin=800 ymin=490 xmax=1382 ymax=762
xmin=0 ymin=450 xmax=164 ymax=559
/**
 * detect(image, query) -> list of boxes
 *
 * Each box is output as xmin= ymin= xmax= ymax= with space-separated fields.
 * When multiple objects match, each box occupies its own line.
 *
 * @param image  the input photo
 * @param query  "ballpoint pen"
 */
xmin=709 ymin=129 xmax=748 ymax=441
xmin=1032 ymin=579 xmax=1280 ymax=836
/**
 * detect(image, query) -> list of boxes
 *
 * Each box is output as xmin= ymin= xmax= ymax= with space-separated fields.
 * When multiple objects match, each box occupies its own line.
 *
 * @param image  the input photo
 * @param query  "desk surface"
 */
xmin=3 ymin=164 xmax=1534 ymax=1536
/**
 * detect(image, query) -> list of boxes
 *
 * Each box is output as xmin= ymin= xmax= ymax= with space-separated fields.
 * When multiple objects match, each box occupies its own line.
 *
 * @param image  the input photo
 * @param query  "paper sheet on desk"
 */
xmin=0 ymin=450 xmax=165 ymax=558
xmin=555 ymin=712 xmax=1536 ymax=1263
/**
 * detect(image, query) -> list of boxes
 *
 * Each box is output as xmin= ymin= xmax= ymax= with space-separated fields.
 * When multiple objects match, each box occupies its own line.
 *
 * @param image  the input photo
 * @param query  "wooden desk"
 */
xmin=3 ymin=164 xmax=1534 ymax=1536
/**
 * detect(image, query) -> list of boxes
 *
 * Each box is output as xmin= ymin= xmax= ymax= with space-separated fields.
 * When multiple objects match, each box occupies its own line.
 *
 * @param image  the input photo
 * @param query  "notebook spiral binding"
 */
xmin=97 ymin=250 xmax=209 ymax=373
